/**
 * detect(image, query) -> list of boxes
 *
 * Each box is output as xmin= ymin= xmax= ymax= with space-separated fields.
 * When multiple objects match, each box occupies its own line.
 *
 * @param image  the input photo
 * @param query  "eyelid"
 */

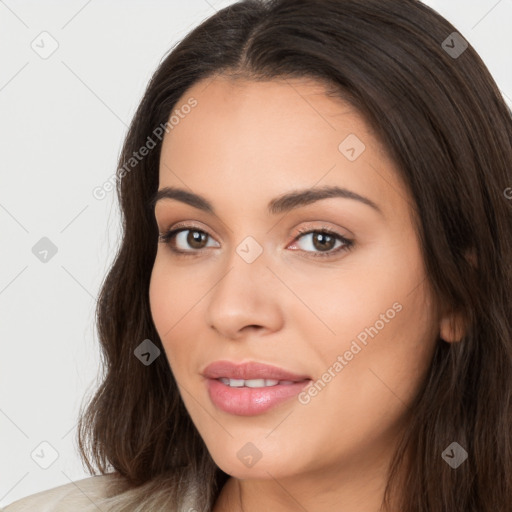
xmin=158 ymin=220 xmax=215 ymax=239
xmin=161 ymin=220 xmax=211 ymax=235
xmin=291 ymin=221 xmax=352 ymax=240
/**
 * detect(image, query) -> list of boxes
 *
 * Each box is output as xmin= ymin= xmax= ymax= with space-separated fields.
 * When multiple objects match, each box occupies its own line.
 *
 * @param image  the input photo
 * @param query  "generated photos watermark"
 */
xmin=92 ymin=96 xmax=198 ymax=200
xmin=298 ymin=301 xmax=403 ymax=405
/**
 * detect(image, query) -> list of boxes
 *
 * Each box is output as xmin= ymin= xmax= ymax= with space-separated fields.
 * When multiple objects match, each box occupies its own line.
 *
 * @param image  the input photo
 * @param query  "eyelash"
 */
xmin=158 ymin=223 xmax=354 ymax=259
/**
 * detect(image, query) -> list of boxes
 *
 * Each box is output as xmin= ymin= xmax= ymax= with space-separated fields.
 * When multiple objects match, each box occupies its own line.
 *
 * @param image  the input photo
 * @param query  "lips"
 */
xmin=202 ymin=360 xmax=311 ymax=382
xmin=202 ymin=360 xmax=313 ymax=415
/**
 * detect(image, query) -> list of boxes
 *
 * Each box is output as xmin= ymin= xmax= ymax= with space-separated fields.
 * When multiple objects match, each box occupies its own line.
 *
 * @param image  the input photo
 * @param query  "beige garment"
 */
xmin=2 ymin=474 xmax=118 ymax=511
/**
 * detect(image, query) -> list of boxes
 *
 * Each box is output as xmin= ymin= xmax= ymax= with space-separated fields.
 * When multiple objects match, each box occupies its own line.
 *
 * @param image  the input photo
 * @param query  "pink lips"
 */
xmin=202 ymin=360 xmax=311 ymax=381
xmin=202 ymin=360 xmax=312 ymax=416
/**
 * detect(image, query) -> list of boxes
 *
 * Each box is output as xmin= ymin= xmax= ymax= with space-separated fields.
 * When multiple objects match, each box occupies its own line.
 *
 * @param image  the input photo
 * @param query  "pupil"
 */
xmin=313 ymin=233 xmax=334 ymax=251
xmin=188 ymin=230 xmax=206 ymax=248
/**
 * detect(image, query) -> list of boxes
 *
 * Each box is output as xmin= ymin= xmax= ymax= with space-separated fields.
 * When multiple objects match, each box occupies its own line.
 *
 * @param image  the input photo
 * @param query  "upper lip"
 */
xmin=202 ymin=360 xmax=311 ymax=381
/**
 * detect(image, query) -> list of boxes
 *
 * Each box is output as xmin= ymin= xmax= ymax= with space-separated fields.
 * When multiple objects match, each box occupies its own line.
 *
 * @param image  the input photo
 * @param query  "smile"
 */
xmin=217 ymin=378 xmax=300 ymax=388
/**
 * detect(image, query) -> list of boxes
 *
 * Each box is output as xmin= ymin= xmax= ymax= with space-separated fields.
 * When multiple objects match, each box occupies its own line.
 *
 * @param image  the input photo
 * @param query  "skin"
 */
xmin=149 ymin=75 xmax=464 ymax=512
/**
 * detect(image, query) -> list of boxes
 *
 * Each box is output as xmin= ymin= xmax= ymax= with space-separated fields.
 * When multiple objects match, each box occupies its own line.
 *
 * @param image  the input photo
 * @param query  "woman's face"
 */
xmin=149 ymin=76 xmax=453 ymax=482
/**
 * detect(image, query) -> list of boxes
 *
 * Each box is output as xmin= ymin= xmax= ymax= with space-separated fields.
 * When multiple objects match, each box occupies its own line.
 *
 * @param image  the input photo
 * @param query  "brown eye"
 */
xmin=158 ymin=226 xmax=220 ymax=254
xmin=186 ymin=230 xmax=208 ymax=249
xmin=289 ymin=228 xmax=354 ymax=258
xmin=311 ymin=232 xmax=337 ymax=252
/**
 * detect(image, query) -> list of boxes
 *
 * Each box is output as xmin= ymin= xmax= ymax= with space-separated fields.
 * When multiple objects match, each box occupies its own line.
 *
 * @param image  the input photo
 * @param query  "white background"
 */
xmin=1 ymin=0 xmax=511 ymax=506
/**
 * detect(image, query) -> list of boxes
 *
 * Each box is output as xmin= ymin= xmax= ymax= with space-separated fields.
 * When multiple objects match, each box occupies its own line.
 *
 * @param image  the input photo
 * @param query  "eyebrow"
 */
xmin=149 ymin=185 xmax=383 ymax=217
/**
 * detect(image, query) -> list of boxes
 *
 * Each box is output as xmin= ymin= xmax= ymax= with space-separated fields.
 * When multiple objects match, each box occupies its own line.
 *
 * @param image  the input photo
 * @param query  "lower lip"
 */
xmin=206 ymin=378 xmax=311 ymax=416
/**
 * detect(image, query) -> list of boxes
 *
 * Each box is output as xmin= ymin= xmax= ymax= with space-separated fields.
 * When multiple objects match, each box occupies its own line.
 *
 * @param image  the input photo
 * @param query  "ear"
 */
xmin=439 ymin=309 xmax=465 ymax=343
xmin=439 ymin=248 xmax=475 ymax=343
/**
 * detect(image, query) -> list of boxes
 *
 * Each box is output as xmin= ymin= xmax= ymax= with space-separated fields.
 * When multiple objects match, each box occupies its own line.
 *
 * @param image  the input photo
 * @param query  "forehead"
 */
xmin=157 ymin=76 xmax=409 ymax=220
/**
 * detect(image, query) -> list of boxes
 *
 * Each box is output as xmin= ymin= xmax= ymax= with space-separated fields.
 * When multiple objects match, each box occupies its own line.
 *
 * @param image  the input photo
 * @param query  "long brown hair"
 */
xmin=77 ymin=0 xmax=512 ymax=510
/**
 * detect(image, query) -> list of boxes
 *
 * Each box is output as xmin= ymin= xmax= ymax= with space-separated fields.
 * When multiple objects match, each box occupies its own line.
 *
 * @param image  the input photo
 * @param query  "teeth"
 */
xmin=220 ymin=378 xmax=245 ymax=387
xmin=218 ymin=378 xmax=283 ymax=388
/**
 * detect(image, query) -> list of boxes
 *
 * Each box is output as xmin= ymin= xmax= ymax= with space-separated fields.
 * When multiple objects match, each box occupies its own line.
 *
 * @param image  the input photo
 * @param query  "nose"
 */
xmin=205 ymin=249 xmax=284 ymax=340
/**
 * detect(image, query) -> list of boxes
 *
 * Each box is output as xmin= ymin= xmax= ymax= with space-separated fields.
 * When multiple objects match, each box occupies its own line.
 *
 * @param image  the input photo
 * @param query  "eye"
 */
xmin=288 ymin=226 xmax=354 ymax=258
xmin=158 ymin=225 xmax=219 ymax=254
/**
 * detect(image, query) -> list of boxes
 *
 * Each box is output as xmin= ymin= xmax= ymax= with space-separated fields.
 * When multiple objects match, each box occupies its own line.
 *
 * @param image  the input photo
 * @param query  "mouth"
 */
xmin=202 ymin=360 xmax=312 ymax=416
xmin=216 ymin=377 xmax=307 ymax=387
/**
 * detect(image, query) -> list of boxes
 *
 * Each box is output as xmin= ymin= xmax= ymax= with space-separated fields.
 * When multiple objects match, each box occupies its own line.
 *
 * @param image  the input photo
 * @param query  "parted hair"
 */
xmin=76 ymin=0 xmax=512 ymax=510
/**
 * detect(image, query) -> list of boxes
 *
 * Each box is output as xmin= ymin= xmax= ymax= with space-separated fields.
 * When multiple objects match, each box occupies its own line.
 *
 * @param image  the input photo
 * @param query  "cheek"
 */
xmin=149 ymin=255 xmax=196 ymax=332
xmin=149 ymin=260 xmax=184 ymax=364
xmin=148 ymin=262 xmax=168 ymax=332
xmin=148 ymin=257 xmax=205 ymax=376
xmin=280 ymin=259 xmax=420 ymax=367
xmin=297 ymin=243 xmax=436 ymax=405
xmin=292 ymin=289 xmax=436 ymax=466
xmin=313 ymin=279 xmax=436 ymax=420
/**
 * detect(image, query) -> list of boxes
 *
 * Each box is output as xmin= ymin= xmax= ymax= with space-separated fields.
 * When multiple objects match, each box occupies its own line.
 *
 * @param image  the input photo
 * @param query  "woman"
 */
xmin=4 ymin=0 xmax=512 ymax=510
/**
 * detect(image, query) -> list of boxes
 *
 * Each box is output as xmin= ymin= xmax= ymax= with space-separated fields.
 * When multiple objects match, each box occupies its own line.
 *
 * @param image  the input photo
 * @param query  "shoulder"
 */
xmin=2 ymin=473 xmax=121 ymax=512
